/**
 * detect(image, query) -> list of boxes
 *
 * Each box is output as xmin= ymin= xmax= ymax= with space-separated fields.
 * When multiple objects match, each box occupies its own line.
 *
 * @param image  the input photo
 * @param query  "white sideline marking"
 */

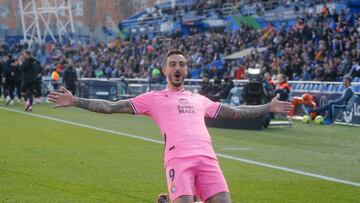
xmin=1 ymin=106 xmax=359 ymax=187
xmin=222 ymin=147 xmax=252 ymax=151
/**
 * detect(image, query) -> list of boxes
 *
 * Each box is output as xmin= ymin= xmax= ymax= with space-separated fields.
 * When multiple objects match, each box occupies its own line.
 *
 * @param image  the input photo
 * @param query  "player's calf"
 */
xmin=205 ymin=192 xmax=231 ymax=203
xmin=158 ymin=194 xmax=204 ymax=203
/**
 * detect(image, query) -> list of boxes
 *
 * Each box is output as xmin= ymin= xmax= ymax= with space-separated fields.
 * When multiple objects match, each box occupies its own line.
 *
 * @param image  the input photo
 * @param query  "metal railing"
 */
xmin=41 ymin=77 xmax=360 ymax=100
xmin=78 ymin=78 xmax=360 ymax=98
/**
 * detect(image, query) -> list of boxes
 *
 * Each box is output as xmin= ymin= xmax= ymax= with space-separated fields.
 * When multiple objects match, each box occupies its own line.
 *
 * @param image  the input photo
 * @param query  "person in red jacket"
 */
xmin=274 ymin=74 xmax=291 ymax=101
xmin=290 ymin=93 xmax=318 ymax=119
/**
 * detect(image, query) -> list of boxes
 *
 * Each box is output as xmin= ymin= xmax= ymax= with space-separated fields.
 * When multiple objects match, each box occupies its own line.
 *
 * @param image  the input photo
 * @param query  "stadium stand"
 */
xmin=1 ymin=0 xmax=359 ymax=103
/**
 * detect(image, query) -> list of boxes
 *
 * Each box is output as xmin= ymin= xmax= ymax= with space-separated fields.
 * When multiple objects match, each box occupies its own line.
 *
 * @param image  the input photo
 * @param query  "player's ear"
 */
xmin=162 ymin=65 xmax=167 ymax=75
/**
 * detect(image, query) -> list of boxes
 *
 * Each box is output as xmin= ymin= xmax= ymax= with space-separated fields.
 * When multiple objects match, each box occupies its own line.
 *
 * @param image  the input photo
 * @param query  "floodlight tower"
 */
xmin=19 ymin=0 xmax=75 ymax=46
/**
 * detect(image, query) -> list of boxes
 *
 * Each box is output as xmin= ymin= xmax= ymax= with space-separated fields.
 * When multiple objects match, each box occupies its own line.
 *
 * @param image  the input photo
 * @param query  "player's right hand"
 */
xmin=48 ymin=86 xmax=75 ymax=108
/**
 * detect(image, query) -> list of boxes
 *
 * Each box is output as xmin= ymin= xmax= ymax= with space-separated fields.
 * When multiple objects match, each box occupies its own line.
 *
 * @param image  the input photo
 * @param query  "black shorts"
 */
xmin=21 ymin=81 xmax=36 ymax=93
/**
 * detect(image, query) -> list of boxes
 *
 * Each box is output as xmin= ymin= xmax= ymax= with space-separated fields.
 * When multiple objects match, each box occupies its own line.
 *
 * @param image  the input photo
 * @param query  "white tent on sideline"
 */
xmin=224 ymin=47 xmax=267 ymax=60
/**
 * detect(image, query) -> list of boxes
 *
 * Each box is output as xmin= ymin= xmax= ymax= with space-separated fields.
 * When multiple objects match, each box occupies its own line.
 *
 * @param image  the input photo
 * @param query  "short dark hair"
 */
xmin=162 ymin=50 xmax=185 ymax=67
xmin=24 ymin=50 xmax=31 ymax=56
xmin=278 ymin=74 xmax=287 ymax=82
xmin=344 ymin=74 xmax=352 ymax=83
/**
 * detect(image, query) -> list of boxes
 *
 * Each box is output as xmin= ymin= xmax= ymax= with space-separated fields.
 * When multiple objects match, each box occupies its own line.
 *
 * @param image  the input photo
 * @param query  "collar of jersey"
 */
xmin=164 ymin=88 xmax=186 ymax=93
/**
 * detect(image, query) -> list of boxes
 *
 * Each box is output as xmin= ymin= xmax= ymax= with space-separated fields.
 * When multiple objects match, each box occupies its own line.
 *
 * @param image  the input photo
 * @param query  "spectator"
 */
xmin=199 ymin=76 xmax=212 ymax=98
xmin=273 ymin=74 xmax=291 ymax=101
xmin=0 ymin=2 xmax=358 ymax=87
xmin=51 ymin=68 xmax=60 ymax=91
xmin=217 ymin=77 xmax=234 ymax=101
xmin=208 ymin=77 xmax=222 ymax=102
xmin=263 ymin=72 xmax=276 ymax=102
xmin=63 ymin=59 xmax=78 ymax=95
xmin=349 ymin=59 xmax=360 ymax=78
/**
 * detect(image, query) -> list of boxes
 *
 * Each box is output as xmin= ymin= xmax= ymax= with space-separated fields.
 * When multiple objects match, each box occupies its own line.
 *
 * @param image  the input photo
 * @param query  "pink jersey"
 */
xmin=129 ymin=89 xmax=221 ymax=165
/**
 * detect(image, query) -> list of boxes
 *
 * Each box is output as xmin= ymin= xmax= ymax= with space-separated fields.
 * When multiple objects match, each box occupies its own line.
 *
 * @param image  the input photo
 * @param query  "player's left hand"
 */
xmin=48 ymin=86 xmax=75 ymax=108
xmin=269 ymin=94 xmax=294 ymax=114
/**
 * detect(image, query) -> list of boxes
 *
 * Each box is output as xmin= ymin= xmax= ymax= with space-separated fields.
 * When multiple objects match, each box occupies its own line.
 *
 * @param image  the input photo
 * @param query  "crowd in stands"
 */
xmin=143 ymin=0 xmax=326 ymax=21
xmin=1 ymin=4 xmax=360 ymax=88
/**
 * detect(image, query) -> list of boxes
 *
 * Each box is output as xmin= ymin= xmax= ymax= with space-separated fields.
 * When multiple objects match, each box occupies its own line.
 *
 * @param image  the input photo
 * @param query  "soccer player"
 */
xmin=48 ymin=50 xmax=293 ymax=203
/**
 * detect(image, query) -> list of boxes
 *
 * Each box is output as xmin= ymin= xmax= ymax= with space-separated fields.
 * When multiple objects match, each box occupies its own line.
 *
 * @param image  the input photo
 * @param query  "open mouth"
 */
xmin=174 ymin=73 xmax=181 ymax=79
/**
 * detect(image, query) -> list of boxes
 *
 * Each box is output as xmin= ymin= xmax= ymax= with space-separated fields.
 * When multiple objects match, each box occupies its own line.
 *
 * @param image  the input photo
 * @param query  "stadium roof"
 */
xmin=224 ymin=47 xmax=267 ymax=60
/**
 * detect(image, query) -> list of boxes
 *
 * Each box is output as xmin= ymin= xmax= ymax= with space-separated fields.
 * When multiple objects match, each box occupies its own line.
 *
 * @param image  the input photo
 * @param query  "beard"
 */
xmin=168 ymin=74 xmax=184 ymax=87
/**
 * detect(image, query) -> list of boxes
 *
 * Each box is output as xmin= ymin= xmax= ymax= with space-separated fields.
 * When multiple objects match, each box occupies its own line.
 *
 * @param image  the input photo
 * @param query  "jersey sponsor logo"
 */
xmin=177 ymin=99 xmax=196 ymax=114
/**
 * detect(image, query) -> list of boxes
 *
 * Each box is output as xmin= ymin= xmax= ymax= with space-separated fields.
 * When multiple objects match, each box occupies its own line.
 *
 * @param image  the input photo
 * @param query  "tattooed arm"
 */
xmin=217 ymin=94 xmax=293 ymax=119
xmin=74 ymin=98 xmax=134 ymax=114
xmin=48 ymin=86 xmax=135 ymax=114
xmin=217 ymin=104 xmax=270 ymax=119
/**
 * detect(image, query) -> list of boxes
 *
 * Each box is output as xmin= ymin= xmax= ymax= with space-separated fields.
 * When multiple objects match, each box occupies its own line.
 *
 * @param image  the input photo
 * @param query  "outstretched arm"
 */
xmin=217 ymin=94 xmax=293 ymax=119
xmin=73 ymin=98 xmax=134 ymax=114
xmin=48 ymin=86 xmax=134 ymax=114
xmin=217 ymin=103 xmax=270 ymax=119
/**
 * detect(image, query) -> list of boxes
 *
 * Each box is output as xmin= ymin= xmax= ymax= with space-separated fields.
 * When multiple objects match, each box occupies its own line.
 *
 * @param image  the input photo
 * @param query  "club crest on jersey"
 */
xmin=171 ymin=184 xmax=176 ymax=193
xmin=178 ymin=99 xmax=196 ymax=114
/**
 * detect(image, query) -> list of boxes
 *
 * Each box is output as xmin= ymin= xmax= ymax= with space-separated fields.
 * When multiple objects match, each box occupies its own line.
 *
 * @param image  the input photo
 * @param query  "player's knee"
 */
xmin=205 ymin=192 xmax=231 ymax=203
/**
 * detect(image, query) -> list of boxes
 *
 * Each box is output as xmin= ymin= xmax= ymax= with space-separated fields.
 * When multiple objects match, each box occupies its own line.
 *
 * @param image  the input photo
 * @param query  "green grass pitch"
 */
xmin=0 ymin=102 xmax=359 ymax=202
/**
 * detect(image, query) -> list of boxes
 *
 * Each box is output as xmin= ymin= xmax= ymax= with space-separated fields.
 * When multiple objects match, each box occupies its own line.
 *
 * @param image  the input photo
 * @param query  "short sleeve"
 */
xmin=129 ymin=91 xmax=153 ymax=116
xmin=202 ymin=95 xmax=221 ymax=118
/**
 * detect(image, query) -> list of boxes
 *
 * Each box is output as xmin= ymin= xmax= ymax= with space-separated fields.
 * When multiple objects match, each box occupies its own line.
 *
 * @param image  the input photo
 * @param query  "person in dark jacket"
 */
xmin=34 ymin=59 xmax=43 ymax=100
xmin=12 ymin=58 xmax=23 ymax=101
xmin=218 ymin=77 xmax=234 ymax=100
xmin=208 ymin=77 xmax=222 ymax=102
xmin=310 ymin=75 xmax=355 ymax=123
xmin=198 ymin=76 xmax=212 ymax=98
xmin=20 ymin=51 xmax=37 ymax=111
xmin=2 ymin=54 xmax=16 ymax=105
xmin=62 ymin=59 xmax=78 ymax=95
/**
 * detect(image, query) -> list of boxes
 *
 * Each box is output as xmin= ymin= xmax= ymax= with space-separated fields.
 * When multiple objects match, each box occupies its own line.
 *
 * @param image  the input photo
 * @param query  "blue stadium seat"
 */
xmin=311 ymin=84 xmax=320 ymax=91
xmin=354 ymin=85 xmax=360 ymax=93
xmin=335 ymin=85 xmax=343 ymax=92
xmin=303 ymin=84 xmax=308 ymax=90
xmin=298 ymin=84 xmax=304 ymax=90
xmin=326 ymin=84 xmax=333 ymax=91
xmin=291 ymin=83 xmax=299 ymax=90
xmin=319 ymin=84 xmax=323 ymax=91
xmin=304 ymin=84 xmax=310 ymax=90
xmin=308 ymin=84 xmax=313 ymax=90
xmin=292 ymin=83 xmax=298 ymax=90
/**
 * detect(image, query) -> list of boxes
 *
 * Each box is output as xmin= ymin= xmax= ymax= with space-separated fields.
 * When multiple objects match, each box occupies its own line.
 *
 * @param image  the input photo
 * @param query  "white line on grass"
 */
xmin=1 ymin=106 xmax=359 ymax=187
